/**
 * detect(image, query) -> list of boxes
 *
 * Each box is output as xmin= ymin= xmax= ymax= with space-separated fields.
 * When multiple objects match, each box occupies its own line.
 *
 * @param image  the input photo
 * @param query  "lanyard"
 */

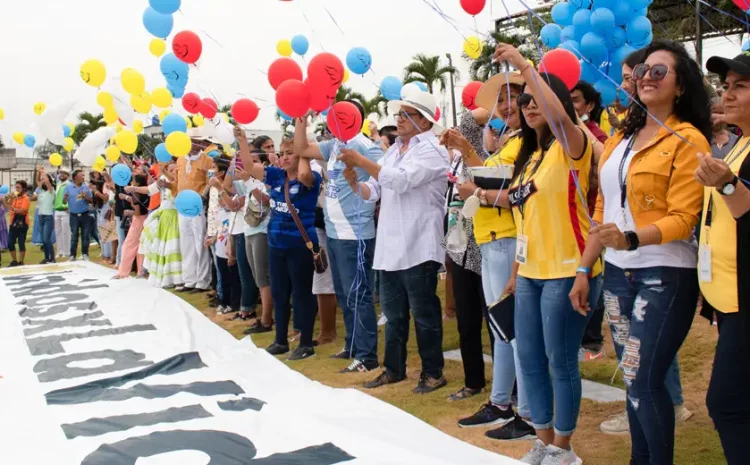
xmin=705 ymin=137 xmax=750 ymax=229
xmin=618 ymin=136 xmax=638 ymax=211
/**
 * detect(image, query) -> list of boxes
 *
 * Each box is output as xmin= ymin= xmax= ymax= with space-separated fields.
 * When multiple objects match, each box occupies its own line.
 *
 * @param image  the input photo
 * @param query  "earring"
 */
xmin=675 ymin=94 xmax=681 ymax=105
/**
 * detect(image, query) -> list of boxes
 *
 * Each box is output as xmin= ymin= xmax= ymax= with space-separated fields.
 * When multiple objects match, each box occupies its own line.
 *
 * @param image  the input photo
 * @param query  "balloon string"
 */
xmin=687 ymin=0 xmax=740 ymax=47
xmin=295 ymin=1 xmax=327 ymax=52
xmin=695 ymin=0 xmax=750 ymax=27
xmin=323 ymin=6 xmax=348 ymax=40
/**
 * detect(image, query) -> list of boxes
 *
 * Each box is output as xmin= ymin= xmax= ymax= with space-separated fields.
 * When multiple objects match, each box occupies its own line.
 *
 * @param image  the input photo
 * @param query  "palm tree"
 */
xmin=218 ymin=104 xmax=237 ymax=126
xmin=467 ymin=31 xmax=535 ymax=82
xmin=403 ymin=54 xmax=459 ymax=94
xmin=0 ymin=135 xmax=4 ymax=149
xmin=335 ymin=86 xmax=366 ymax=104
xmin=361 ymin=92 xmax=388 ymax=118
xmin=73 ymin=112 xmax=106 ymax=145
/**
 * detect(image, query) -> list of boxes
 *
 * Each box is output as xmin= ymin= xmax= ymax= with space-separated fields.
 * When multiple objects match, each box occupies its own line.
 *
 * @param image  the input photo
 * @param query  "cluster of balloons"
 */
xmin=277 ymin=35 xmax=309 ymax=57
xmin=540 ymin=0 xmax=653 ymax=105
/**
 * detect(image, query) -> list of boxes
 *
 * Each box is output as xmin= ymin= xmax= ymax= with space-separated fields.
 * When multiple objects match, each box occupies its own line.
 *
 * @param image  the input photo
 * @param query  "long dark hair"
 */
xmin=622 ymin=40 xmax=712 ymax=141
xmin=514 ymin=72 xmax=579 ymax=180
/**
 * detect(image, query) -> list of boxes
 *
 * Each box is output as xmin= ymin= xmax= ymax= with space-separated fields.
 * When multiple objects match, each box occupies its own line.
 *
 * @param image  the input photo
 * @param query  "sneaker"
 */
xmin=266 ymin=342 xmax=290 ymax=355
xmin=540 ymin=445 xmax=582 ymax=465
xmin=340 ymin=359 xmax=378 ymax=373
xmin=578 ymin=347 xmax=605 ymax=361
xmin=330 ymin=348 xmax=351 ymax=360
xmin=486 ymin=415 xmax=537 ymax=441
xmin=458 ymin=403 xmax=515 ymax=428
xmin=364 ymin=371 xmax=405 ymax=389
xmin=67 ymin=256 xmax=76 ymax=262
xmin=448 ymin=386 xmax=483 ymax=401
xmin=244 ymin=323 xmax=273 ymax=335
xmin=81 ymin=255 xmax=90 ymax=261
xmin=675 ymin=404 xmax=693 ymax=423
xmin=599 ymin=410 xmax=629 ymax=435
xmin=288 ymin=346 xmax=315 ymax=361
xmin=520 ymin=439 xmax=549 ymax=465
xmin=412 ymin=373 xmax=447 ymax=394
xmin=9 ymin=261 xmax=19 ymax=267
xmin=377 ymin=314 xmax=387 ymax=326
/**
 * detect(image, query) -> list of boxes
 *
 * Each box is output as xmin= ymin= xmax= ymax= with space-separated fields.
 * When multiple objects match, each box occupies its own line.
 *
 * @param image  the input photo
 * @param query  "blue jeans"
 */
xmin=115 ymin=216 xmax=127 ymax=265
xmin=480 ymin=239 xmax=530 ymax=418
xmin=211 ymin=244 xmax=224 ymax=303
xmin=38 ymin=215 xmax=55 ymax=261
xmin=69 ymin=212 xmax=92 ymax=257
xmin=269 ymin=246 xmax=318 ymax=348
xmin=515 ymin=274 xmax=603 ymax=436
xmin=327 ymin=237 xmax=378 ymax=364
xmin=233 ymin=234 xmax=258 ymax=312
xmin=603 ymin=264 xmax=697 ymax=465
xmin=380 ymin=261 xmax=444 ymax=380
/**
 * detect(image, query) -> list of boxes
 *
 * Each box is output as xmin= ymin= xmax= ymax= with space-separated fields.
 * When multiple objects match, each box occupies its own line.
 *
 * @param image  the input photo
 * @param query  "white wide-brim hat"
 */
xmin=387 ymin=90 xmax=444 ymax=133
xmin=187 ymin=127 xmax=219 ymax=144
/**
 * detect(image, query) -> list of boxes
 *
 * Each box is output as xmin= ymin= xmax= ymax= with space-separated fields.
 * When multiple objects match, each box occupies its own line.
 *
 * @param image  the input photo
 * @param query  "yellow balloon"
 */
xmin=103 ymin=107 xmax=119 ymax=124
xmin=361 ymin=119 xmax=371 ymax=137
xmin=121 ymin=68 xmax=146 ymax=95
xmin=159 ymin=109 xmax=171 ymax=121
xmin=463 ymin=36 xmax=483 ymax=60
xmin=220 ymin=113 xmax=229 ymax=123
xmin=131 ymin=91 xmax=152 ymax=114
xmin=12 ymin=132 xmax=24 ymax=145
xmin=109 ymin=137 xmax=117 ymax=145
xmin=165 ymin=131 xmax=192 ymax=157
xmin=96 ymin=91 xmax=114 ymax=108
xmin=81 ymin=59 xmax=107 ymax=87
xmin=34 ymin=102 xmax=46 ymax=115
xmin=93 ymin=156 xmax=107 ymax=172
xmin=149 ymin=38 xmax=166 ymax=57
xmin=151 ymin=87 xmax=173 ymax=109
xmin=133 ymin=119 xmax=144 ymax=134
xmin=67 ymin=123 xmax=76 ymax=136
xmin=0 ymin=108 xmax=4 ymax=120
xmin=105 ymin=145 xmax=121 ymax=162
xmin=343 ymin=68 xmax=350 ymax=83
xmin=115 ymin=124 xmax=124 ymax=133
xmin=49 ymin=153 xmax=63 ymax=167
xmin=115 ymin=129 xmax=139 ymax=154
xmin=63 ymin=137 xmax=74 ymax=152
xmin=277 ymin=39 xmax=293 ymax=57
xmin=192 ymin=114 xmax=204 ymax=127
xmin=186 ymin=117 xmax=193 ymax=129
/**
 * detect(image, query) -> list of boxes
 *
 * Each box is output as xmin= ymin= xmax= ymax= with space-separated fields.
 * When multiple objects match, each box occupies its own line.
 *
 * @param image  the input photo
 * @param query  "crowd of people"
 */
xmin=0 ymin=38 xmax=748 ymax=465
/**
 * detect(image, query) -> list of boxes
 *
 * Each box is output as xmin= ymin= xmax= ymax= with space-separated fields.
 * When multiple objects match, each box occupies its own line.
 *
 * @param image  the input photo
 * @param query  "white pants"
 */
xmin=54 ymin=211 xmax=70 ymax=257
xmin=178 ymin=212 xmax=210 ymax=289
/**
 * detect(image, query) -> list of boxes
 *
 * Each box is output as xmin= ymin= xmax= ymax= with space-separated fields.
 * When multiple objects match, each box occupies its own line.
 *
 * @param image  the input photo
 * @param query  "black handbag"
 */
xmin=10 ymin=213 xmax=27 ymax=231
xmin=483 ymin=291 xmax=515 ymax=344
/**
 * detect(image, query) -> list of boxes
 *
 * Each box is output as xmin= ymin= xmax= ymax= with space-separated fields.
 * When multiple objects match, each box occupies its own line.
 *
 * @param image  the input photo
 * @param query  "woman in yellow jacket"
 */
xmin=570 ymin=40 xmax=711 ymax=465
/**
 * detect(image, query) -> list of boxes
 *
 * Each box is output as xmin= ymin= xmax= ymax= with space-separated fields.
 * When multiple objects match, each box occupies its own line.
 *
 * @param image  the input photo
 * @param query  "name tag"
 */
xmin=516 ymin=234 xmax=529 ymax=264
xmin=699 ymin=244 xmax=712 ymax=283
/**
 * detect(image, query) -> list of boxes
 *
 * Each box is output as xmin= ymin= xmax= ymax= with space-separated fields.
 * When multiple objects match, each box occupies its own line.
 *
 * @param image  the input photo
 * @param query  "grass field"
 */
xmin=7 ymin=203 xmax=726 ymax=464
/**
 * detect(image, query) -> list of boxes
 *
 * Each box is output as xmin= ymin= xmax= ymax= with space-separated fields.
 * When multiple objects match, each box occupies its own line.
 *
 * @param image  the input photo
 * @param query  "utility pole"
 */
xmin=446 ymin=53 xmax=458 ymax=128
xmin=696 ymin=0 xmax=703 ymax=69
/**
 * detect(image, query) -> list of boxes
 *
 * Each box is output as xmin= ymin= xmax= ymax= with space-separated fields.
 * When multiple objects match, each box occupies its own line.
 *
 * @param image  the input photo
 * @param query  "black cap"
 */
xmin=706 ymin=53 xmax=750 ymax=79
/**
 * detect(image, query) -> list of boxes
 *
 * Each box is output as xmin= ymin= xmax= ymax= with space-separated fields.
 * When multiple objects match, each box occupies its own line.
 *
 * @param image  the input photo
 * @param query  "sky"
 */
xmin=0 ymin=0 xmax=743 ymax=156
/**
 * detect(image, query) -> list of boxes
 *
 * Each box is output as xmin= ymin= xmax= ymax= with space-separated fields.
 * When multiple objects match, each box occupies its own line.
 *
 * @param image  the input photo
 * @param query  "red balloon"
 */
xmin=182 ymin=92 xmax=201 ymax=114
xmin=307 ymin=53 xmax=345 ymax=93
xmin=435 ymin=106 xmax=441 ymax=122
xmin=462 ymin=81 xmax=483 ymax=110
xmin=306 ymin=78 xmax=335 ymax=112
xmin=460 ymin=0 xmax=486 ymax=15
xmin=326 ymin=101 xmax=363 ymax=142
xmin=268 ymin=58 xmax=303 ymax=90
xmin=199 ymin=98 xmax=218 ymax=119
xmin=172 ymin=31 xmax=203 ymax=65
xmin=539 ymin=49 xmax=581 ymax=91
xmin=732 ymin=0 xmax=750 ymax=11
xmin=232 ymin=99 xmax=259 ymax=125
xmin=275 ymin=80 xmax=311 ymax=118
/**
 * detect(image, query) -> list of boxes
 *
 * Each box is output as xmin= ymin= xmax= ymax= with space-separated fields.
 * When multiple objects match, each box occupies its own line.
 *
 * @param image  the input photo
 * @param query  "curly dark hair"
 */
xmin=621 ymin=40 xmax=712 ymax=141
xmin=514 ymin=72 xmax=579 ymax=180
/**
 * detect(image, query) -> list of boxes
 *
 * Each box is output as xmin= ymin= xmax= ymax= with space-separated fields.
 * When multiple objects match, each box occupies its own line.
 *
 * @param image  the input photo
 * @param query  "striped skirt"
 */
xmin=140 ymin=207 xmax=182 ymax=288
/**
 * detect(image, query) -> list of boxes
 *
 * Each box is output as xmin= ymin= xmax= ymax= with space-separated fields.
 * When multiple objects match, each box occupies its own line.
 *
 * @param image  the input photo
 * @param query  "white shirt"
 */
xmin=363 ymin=131 xmax=450 ymax=271
xmin=601 ymin=137 xmax=697 ymax=269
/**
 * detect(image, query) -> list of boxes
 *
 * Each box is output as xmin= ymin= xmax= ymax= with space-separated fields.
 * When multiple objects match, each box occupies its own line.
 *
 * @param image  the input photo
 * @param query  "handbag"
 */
xmin=244 ymin=191 xmax=270 ymax=228
xmin=10 ymin=213 xmax=27 ymax=231
xmin=98 ymin=218 xmax=118 ymax=243
xmin=483 ymin=291 xmax=515 ymax=344
xmin=284 ymin=177 xmax=328 ymax=274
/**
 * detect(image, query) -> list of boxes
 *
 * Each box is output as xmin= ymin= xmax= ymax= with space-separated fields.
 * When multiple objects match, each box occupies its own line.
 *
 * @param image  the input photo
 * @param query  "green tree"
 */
xmin=134 ymin=134 xmax=163 ymax=161
xmin=72 ymin=112 xmax=106 ymax=145
xmin=0 ymin=135 xmax=4 ymax=149
xmin=218 ymin=104 xmax=237 ymax=126
xmin=335 ymin=85 xmax=366 ymax=103
xmin=403 ymin=54 xmax=459 ymax=94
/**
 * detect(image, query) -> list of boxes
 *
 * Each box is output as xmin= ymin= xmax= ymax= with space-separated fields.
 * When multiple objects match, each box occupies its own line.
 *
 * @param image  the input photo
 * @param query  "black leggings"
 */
xmin=8 ymin=225 xmax=28 ymax=252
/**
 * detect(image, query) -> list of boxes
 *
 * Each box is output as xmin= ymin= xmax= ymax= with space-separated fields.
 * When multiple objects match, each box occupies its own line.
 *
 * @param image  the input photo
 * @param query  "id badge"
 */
xmin=516 ymin=234 xmax=529 ymax=264
xmin=698 ymin=244 xmax=712 ymax=283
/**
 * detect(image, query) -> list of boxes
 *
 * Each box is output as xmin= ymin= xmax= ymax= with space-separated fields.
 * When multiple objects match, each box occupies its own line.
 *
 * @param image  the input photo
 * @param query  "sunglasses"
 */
xmin=517 ymin=93 xmax=535 ymax=109
xmin=632 ymin=63 xmax=672 ymax=82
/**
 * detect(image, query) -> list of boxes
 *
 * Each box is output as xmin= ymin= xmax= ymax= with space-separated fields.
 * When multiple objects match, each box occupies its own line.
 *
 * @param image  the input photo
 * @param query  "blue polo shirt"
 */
xmin=64 ymin=183 xmax=92 ymax=214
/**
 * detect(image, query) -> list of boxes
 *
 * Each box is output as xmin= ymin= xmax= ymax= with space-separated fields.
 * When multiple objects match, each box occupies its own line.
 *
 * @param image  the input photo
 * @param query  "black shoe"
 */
xmin=288 ymin=346 xmax=315 ymax=361
xmin=40 ymin=259 xmax=49 ymax=265
xmin=448 ymin=386 xmax=483 ymax=401
xmin=266 ymin=343 xmax=290 ymax=356
xmin=412 ymin=373 xmax=447 ymax=394
xmin=9 ymin=261 xmax=19 ymax=267
xmin=363 ymin=371 xmax=405 ymax=389
xmin=208 ymin=297 xmax=220 ymax=308
xmin=340 ymin=359 xmax=379 ymax=373
xmin=458 ymin=403 xmax=515 ymax=428
xmin=230 ymin=313 xmax=251 ymax=321
xmin=189 ymin=287 xmax=208 ymax=294
xmin=329 ymin=348 xmax=351 ymax=360
xmin=244 ymin=323 xmax=273 ymax=335
xmin=485 ymin=415 xmax=537 ymax=441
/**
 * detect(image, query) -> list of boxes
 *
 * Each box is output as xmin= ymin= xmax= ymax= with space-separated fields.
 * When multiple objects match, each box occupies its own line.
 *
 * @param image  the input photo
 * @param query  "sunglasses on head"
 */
xmin=517 ymin=93 xmax=535 ymax=109
xmin=633 ymin=63 xmax=671 ymax=82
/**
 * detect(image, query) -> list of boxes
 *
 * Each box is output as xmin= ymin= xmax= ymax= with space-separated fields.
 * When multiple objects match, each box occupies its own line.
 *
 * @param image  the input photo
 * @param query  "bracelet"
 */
xmin=576 ymin=266 xmax=591 ymax=275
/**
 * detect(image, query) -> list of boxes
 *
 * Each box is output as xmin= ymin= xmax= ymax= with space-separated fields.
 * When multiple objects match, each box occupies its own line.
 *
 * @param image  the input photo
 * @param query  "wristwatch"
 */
xmin=624 ymin=231 xmax=640 ymax=251
xmin=719 ymin=176 xmax=739 ymax=196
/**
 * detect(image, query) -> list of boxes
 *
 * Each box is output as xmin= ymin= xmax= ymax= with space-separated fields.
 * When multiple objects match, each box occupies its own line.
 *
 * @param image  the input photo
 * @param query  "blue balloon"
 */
xmin=176 ymin=189 xmax=202 ymax=217
xmin=612 ymin=44 xmax=636 ymax=68
xmin=626 ymin=16 xmax=652 ymax=49
xmin=111 ymin=164 xmax=132 ymax=187
xmin=617 ymin=88 xmax=630 ymax=106
xmin=207 ymin=150 xmax=221 ymax=158
xmin=321 ymin=107 xmax=330 ymax=117
xmin=541 ymin=24 xmax=563 ymax=48
xmin=568 ymin=0 xmax=592 ymax=8
xmin=489 ymin=118 xmax=505 ymax=130
xmin=0 ymin=185 xmax=8 ymax=195
xmin=346 ymin=47 xmax=373 ymax=75
xmin=167 ymin=84 xmax=185 ymax=98
xmin=608 ymin=63 xmax=623 ymax=84
xmin=291 ymin=35 xmax=310 ymax=56
xmin=152 ymin=115 xmax=161 ymax=126
xmin=63 ymin=125 xmax=71 ymax=138
xmin=23 ymin=134 xmax=35 ymax=148
xmin=149 ymin=0 xmax=181 ymax=14
xmin=155 ymin=143 xmax=171 ymax=163
xmin=580 ymin=61 xmax=599 ymax=83
xmin=160 ymin=53 xmax=189 ymax=86
xmin=743 ymin=40 xmax=750 ymax=52
xmin=607 ymin=27 xmax=627 ymax=50
xmin=632 ymin=31 xmax=653 ymax=50
xmin=572 ymin=9 xmax=592 ymax=34
xmin=580 ymin=32 xmax=608 ymax=63
xmin=142 ymin=7 xmax=173 ymax=39
xmin=560 ymin=40 xmax=583 ymax=59
xmin=551 ymin=2 xmax=574 ymax=26
xmin=561 ymin=25 xmax=576 ymax=43
xmin=612 ymin=2 xmax=634 ymax=27
xmin=278 ymin=109 xmax=292 ymax=121
xmin=630 ymin=0 xmax=652 ymax=8
xmin=594 ymin=80 xmax=617 ymax=106
xmin=591 ymin=8 xmax=615 ymax=37
xmin=162 ymin=113 xmax=187 ymax=136
xmin=593 ymin=0 xmax=615 ymax=9
xmin=415 ymin=82 xmax=428 ymax=92
xmin=380 ymin=76 xmax=403 ymax=101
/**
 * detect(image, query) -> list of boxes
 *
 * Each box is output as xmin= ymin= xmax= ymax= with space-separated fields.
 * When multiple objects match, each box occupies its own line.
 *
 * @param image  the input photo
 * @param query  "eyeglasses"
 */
xmin=517 ymin=93 xmax=536 ymax=109
xmin=632 ymin=63 xmax=672 ymax=82
xmin=394 ymin=111 xmax=422 ymax=121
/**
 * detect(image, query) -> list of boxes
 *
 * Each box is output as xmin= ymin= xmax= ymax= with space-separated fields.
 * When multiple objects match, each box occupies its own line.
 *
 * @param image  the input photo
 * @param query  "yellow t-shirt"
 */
xmin=698 ymin=137 xmax=749 ymax=314
xmin=473 ymin=136 xmax=521 ymax=245
xmin=509 ymin=137 xmax=601 ymax=280
xmin=599 ymin=110 xmax=627 ymax=138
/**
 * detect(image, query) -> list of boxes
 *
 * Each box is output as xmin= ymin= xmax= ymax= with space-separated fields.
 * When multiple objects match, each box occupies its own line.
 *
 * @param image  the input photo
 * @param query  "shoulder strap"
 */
xmin=284 ymin=177 xmax=314 ymax=251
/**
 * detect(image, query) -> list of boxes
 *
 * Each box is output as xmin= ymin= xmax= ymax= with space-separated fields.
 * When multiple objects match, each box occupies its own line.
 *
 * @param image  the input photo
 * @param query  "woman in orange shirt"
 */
xmin=4 ymin=180 xmax=31 ymax=266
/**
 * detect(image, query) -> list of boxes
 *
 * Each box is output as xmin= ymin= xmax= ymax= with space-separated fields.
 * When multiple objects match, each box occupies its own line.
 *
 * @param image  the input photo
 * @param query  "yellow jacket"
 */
xmin=594 ymin=116 xmax=708 ymax=244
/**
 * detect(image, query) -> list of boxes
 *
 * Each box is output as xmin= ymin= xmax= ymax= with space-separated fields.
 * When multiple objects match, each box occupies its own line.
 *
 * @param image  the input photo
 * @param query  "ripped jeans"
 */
xmin=603 ymin=264 xmax=698 ymax=465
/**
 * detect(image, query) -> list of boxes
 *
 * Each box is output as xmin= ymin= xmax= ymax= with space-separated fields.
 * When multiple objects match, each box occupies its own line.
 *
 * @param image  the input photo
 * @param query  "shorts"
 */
xmin=312 ymin=228 xmax=335 ymax=295
xmin=244 ymin=233 xmax=270 ymax=288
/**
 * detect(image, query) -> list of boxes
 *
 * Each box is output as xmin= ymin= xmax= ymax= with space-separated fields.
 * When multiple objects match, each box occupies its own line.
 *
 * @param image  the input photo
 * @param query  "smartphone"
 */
xmin=236 ymin=157 xmax=245 ymax=170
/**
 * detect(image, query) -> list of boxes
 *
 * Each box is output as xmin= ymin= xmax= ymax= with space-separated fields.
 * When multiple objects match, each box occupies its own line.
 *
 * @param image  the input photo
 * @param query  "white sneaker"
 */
xmin=521 ymin=439 xmax=549 ymax=465
xmin=600 ymin=410 xmax=629 ymax=434
xmin=377 ymin=314 xmax=388 ymax=326
xmin=675 ymin=404 xmax=693 ymax=423
xmin=67 ymin=256 xmax=76 ymax=262
xmin=541 ymin=445 xmax=582 ymax=465
xmin=81 ymin=255 xmax=90 ymax=262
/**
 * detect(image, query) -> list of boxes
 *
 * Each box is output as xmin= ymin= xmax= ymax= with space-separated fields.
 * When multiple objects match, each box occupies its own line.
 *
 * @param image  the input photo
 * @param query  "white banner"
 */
xmin=0 ymin=262 xmax=519 ymax=465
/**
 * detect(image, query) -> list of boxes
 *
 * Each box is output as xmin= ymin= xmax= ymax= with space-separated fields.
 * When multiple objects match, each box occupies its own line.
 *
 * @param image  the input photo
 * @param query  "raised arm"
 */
xmin=298 ymin=156 xmax=315 ymax=188
xmin=294 ymin=116 xmax=324 ymax=161
xmin=234 ymin=126 xmax=266 ymax=181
